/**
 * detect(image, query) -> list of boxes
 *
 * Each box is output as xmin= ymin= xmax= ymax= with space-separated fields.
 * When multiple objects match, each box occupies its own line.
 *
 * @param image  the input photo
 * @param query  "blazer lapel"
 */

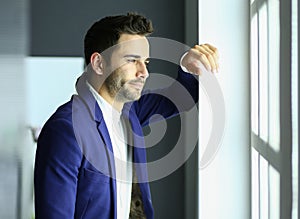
xmin=96 ymin=115 xmax=117 ymax=179
xmin=75 ymin=72 xmax=117 ymax=218
xmin=122 ymin=105 xmax=152 ymax=216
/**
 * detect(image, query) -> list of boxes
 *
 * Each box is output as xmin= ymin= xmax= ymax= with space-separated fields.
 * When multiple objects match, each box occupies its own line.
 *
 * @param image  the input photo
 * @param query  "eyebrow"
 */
xmin=123 ymin=54 xmax=142 ymax=59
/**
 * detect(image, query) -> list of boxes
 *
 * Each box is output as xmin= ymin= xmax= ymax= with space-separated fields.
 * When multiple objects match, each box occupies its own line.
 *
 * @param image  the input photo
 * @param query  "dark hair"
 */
xmin=84 ymin=12 xmax=154 ymax=65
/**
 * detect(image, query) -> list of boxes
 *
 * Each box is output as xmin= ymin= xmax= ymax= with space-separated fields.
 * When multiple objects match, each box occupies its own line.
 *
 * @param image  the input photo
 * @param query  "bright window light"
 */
xmin=251 ymin=14 xmax=259 ymax=135
xmin=258 ymin=3 xmax=269 ymax=143
xmin=269 ymin=165 xmax=280 ymax=219
xmin=268 ymin=0 xmax=280 ymax=152
xmin=259 ymin=155 xmax=269 ymax=219
xmin=291 ymin=0 xmax=298 ymax=217
xmin=251 ymin=148 xmax=259 ymax=219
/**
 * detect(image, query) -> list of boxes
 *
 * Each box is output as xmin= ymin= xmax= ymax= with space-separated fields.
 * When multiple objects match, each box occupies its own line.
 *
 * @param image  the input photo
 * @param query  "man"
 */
xmin=34 ymin=12 xmax=219 ymax=219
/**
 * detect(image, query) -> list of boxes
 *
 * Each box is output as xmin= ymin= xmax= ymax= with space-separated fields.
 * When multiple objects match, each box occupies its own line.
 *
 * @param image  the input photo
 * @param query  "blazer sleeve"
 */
xmin=134 ymin=67 xmax=199 ymax=127
xmin=34 ymin=117 xmax=82 ymax=218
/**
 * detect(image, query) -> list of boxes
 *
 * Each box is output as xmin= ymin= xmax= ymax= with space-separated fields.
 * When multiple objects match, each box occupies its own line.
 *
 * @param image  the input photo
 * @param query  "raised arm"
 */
xmin=133 ymin=43 xmax=219 ymax=127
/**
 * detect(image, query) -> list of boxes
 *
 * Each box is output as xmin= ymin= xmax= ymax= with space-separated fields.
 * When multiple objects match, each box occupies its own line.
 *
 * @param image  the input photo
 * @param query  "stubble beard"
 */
xmin=105 ymin=70 xmax=144 ymax=103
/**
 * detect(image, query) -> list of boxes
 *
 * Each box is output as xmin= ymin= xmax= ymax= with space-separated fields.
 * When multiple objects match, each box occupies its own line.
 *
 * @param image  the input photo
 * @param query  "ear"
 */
xmin=90 ymin=52 xmax=104 ymax=75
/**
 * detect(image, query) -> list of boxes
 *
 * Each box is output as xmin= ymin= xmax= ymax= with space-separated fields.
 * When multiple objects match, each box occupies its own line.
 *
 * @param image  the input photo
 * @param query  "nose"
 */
xmin=136 ymin=61 xmax=149 ymax=79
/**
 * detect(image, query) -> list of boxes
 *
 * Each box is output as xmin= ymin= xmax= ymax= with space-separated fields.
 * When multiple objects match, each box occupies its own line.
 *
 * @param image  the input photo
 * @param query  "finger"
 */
xmin=204 ymin=44 xmax=220 ymax=71
xmin=201 ymin=44 xmax=220 ymax=71
xmin=204 ymin=44 xmax=219 ymax=58
xmin=202 ymin=44 xmax=219 ymax=60
xmin=195 ymin=45 xmax=217 ymax=72
xmin=196 ymin=50 xmax=212 ymax=72
xmin=200 ymin=44 xmax=214 ymax=54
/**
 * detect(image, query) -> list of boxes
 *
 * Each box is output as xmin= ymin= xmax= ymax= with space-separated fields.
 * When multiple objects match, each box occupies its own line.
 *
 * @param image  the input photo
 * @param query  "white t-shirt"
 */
xmin=87 ymin=81 xmax=132 ymax=219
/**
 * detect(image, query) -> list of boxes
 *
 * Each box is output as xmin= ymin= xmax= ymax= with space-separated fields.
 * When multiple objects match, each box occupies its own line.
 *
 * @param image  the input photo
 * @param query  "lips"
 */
xmin=127 ymin=80 xmax=145 ymax=90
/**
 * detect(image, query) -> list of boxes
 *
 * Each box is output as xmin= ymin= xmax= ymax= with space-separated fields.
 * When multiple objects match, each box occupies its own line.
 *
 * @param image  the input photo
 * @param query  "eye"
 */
xmin=126 ymin=58 xmax=138 ymax=64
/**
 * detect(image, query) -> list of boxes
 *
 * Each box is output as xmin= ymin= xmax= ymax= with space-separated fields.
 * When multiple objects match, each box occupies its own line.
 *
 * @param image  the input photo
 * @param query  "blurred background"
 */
xmin=0 ymin=0 xmax=298 ymax=218
xmin=0 ymin=0 xmax=199 ymax=218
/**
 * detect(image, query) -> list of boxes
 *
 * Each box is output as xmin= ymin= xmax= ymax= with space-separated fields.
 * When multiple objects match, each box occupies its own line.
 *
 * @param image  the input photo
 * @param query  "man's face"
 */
xmin=103 ymin=34 xmax=150 ymax=103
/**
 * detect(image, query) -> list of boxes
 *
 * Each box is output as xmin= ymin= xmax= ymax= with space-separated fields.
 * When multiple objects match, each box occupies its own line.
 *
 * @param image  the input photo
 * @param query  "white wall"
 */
xmin=198 ymin=0 xmax=251 ymax=218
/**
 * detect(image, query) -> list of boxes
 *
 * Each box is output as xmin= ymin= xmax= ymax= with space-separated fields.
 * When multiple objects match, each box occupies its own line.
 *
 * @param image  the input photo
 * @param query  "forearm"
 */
xmin=133 ymin=67 xmax=198 ymax=127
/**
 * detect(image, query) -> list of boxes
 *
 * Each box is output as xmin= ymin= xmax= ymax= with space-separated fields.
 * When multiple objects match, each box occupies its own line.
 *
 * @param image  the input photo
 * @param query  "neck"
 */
xmin=87 ymin=72 xmax=124 ymax=112
xmin=99 ymin=86 xmax=124 ymax=112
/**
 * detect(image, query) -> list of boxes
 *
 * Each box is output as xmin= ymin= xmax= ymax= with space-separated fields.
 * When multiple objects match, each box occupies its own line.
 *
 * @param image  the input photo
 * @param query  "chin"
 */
xmin=125 ymin=93 xmax=142 ymax=102
xmin=133 ymin=95 xmax=142 ymax=101
xmin=117 ymin=87 xmax=143 ymax=103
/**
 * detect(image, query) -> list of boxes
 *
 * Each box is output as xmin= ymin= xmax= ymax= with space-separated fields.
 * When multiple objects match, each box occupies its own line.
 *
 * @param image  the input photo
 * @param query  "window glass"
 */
xmin=251 ymin=14 xmax=259 ymax=135
xmin=268 ymin=0 xmax=280 ymax=152
xmin=251 ymin=148 xmax=259 ymax=219
xmin=259 ymin=155 xmax=269 ymax=219
xmin=258 ymin=3 xmax=269 ymax=142
xmin=269 ymin=165 xmax=280 ymax=219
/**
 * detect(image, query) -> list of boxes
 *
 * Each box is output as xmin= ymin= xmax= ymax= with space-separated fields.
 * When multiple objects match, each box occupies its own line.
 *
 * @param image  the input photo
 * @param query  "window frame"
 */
xmin=250 ymin=0 xmax=294 ymax=218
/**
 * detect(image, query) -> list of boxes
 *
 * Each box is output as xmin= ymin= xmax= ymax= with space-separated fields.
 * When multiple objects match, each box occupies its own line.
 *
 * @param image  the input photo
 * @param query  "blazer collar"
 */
xmin=75 ymin=72 xmax=104 ymax=123
xmin=75 ymin=72 xmax=136 ymax=122
xmin=75 ymin=72 xmax=117 ymax=211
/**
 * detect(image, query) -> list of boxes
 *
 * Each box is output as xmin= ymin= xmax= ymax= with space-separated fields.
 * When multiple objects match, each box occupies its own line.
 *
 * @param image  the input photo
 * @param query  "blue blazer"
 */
xmin=34 ymin=68 xmax=198 ymax=219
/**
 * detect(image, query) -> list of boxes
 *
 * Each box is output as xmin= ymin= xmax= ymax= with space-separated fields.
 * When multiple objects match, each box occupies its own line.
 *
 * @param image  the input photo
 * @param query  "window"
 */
xmin=250 ymin=0 xmax=298 ymax=218
xmin=291 ymin=0 xmax=298 ymax=217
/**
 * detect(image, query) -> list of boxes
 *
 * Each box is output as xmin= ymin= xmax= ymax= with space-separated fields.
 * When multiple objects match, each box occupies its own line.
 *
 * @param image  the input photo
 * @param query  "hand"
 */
xmin=181 ymin=44 xmax=219 ymax=75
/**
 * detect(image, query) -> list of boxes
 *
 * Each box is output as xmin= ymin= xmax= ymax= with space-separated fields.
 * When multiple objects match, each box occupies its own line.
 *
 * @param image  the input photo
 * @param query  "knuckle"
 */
xmin=194 ymin=45 xmax=201 ymax=50
xmin=200 ymin=53 xmax=207 ymax=59
xmin=207 ymin=53 xmax=213 ymax=59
